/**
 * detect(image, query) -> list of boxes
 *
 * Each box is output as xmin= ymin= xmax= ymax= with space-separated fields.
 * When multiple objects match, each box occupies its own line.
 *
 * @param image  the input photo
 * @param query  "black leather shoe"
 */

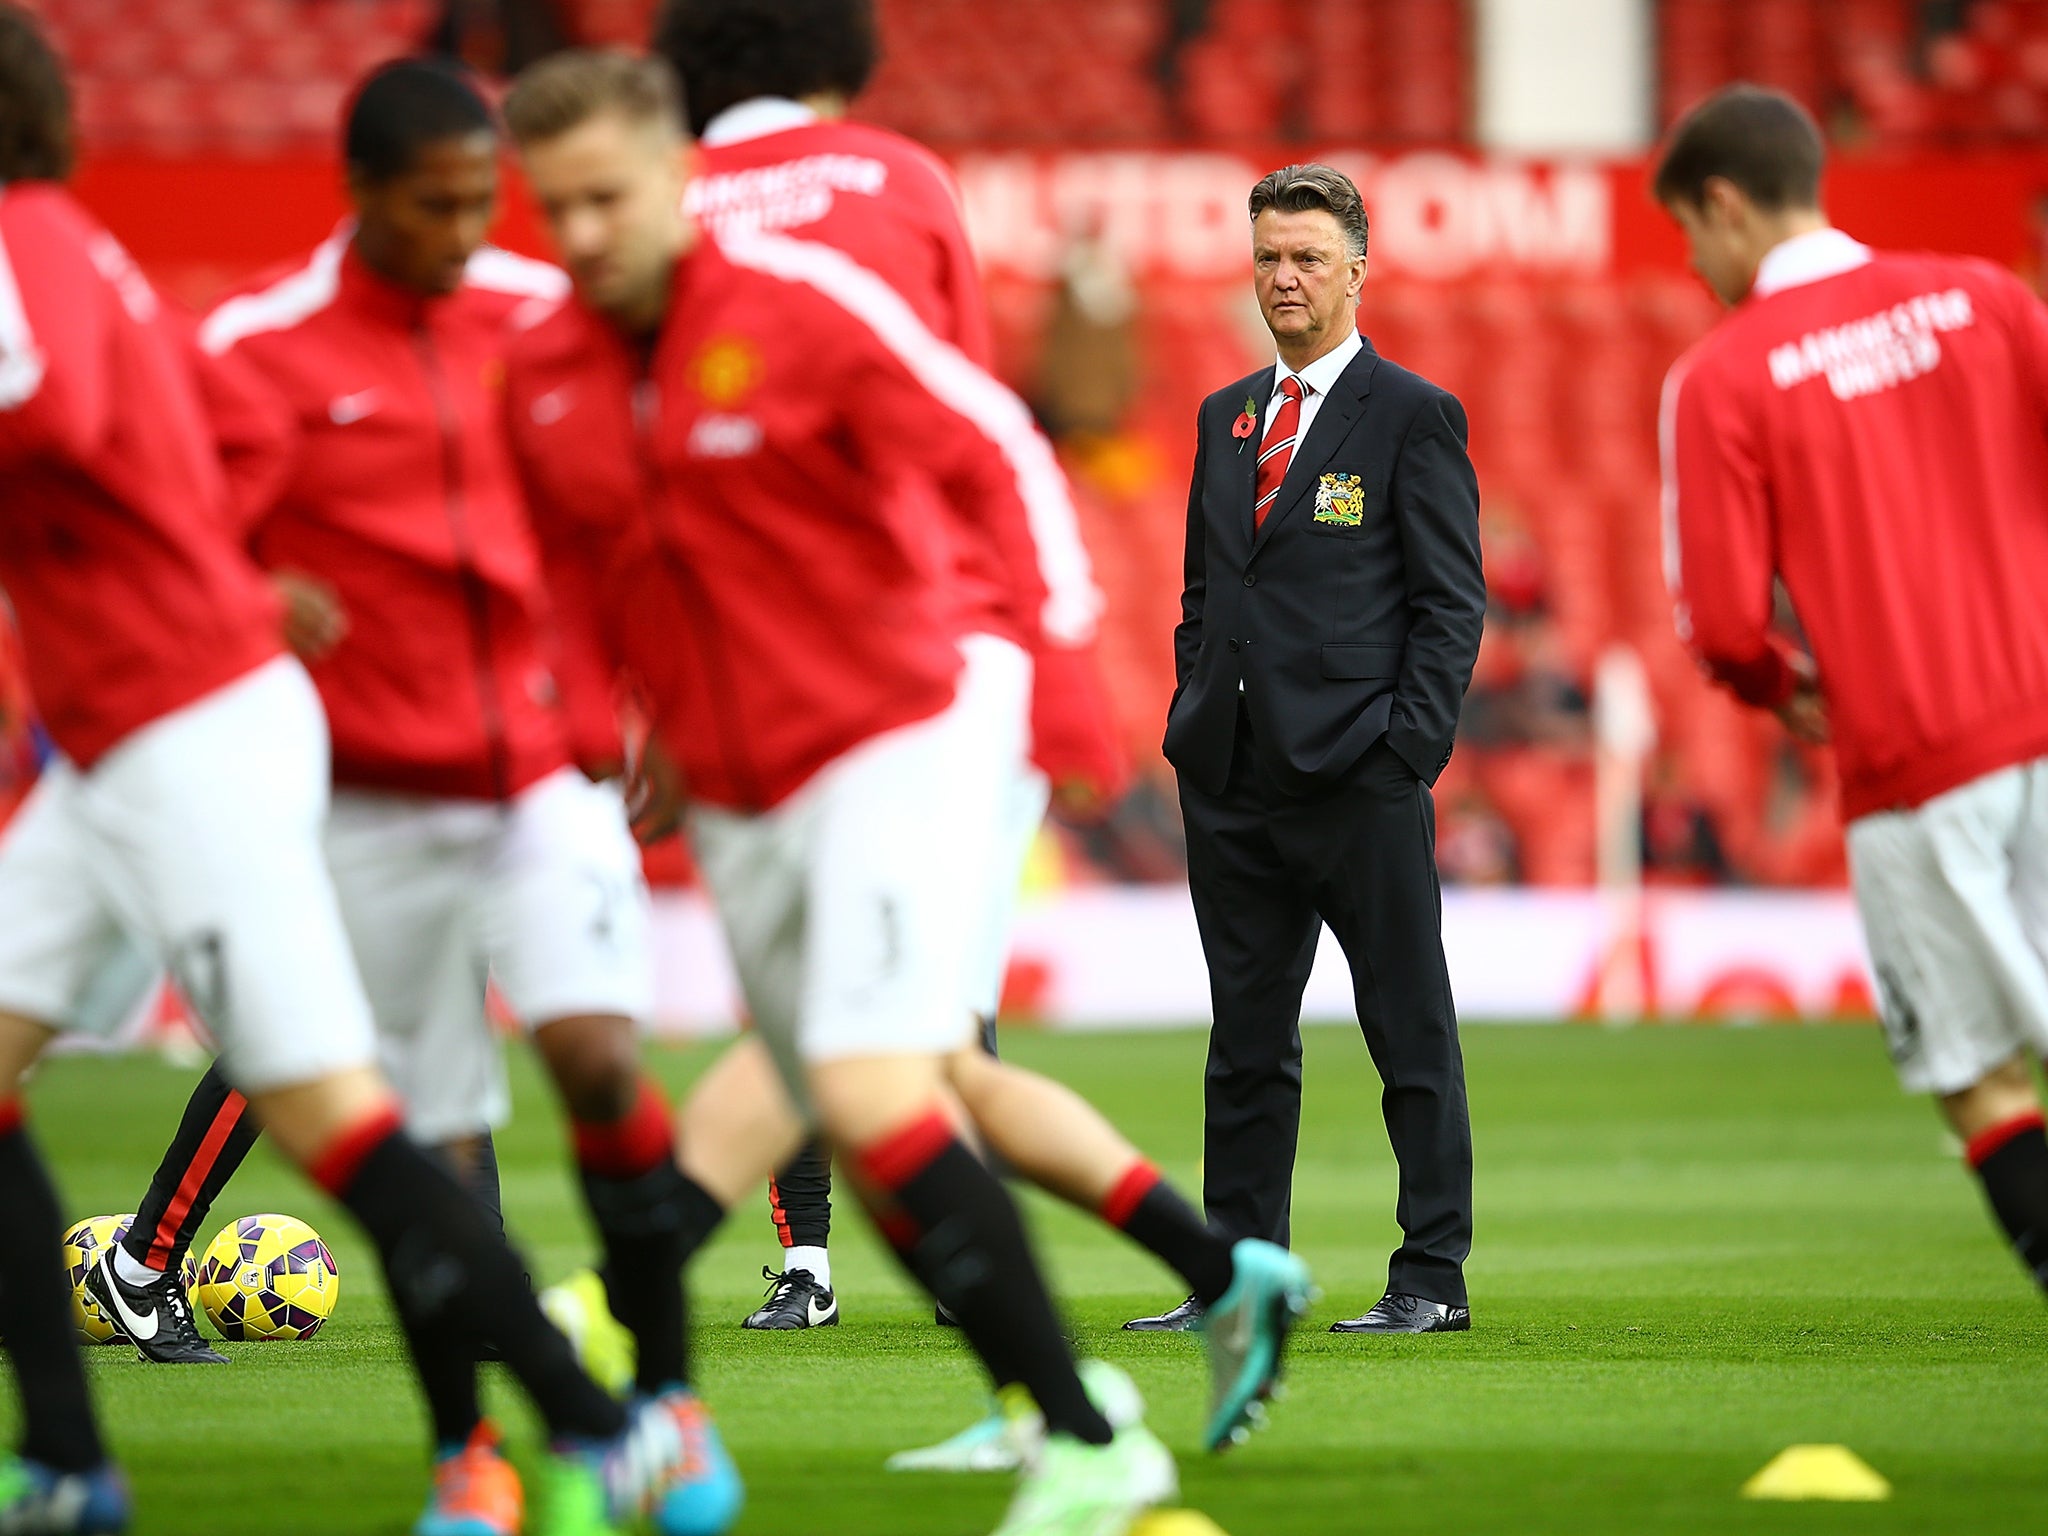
xmin=1123 ymin=1294 xmax=1205 ymax=1332
xmin=1330 ymin=1292 xmax=1470 ymax=1334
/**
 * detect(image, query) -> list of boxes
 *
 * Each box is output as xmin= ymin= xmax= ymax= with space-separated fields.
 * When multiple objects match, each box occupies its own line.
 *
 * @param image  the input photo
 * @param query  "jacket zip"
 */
xmin=414 ymin=323 xmax=512 ymax=803
xmin=629 ymin=374 xmax=764 ymax=811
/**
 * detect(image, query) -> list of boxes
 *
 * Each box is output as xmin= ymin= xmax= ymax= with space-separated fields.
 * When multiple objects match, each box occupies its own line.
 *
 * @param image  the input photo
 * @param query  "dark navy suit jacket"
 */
xmin=1164 ymin=337 xmax=1485 ymax=797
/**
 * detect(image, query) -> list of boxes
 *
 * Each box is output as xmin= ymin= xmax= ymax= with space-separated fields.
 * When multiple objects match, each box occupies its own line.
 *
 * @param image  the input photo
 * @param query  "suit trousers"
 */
xmin=1180 ymin=700 xmax=1472 ymax=1306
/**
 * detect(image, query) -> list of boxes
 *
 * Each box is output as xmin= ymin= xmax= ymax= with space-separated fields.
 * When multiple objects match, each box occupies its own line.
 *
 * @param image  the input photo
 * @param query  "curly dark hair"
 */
xmin=0 ymin=3 xmax=74 ymax=183
xmin=653 ymin=0 xmax=877 ymax=137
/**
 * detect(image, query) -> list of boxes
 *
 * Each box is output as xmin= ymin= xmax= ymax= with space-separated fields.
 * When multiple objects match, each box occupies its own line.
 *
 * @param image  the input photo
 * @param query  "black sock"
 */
xmin=859 ymin=1113 xmax=1112 ymax=1446
xmin=120 ymin=1062 xmax=259 ymax=1276
xmin=865 ymin=1191 xmax=1024 ymax=1390
xmin=0 ymin=1108 xmax=104 ymax=1472
xmin=1106 ymin=1164 xmax=1236 ymax=1307
xmin=320 ymin=1117 xmax=624 ymax=1444
xmin=1970 ymin=1115 xmax=2048 ymax=1290
xmin=769 ymin=1138 xmax=833 ymax=1252
xmin=452 ymin=1132 xmax=506 ymax=1235
xmin=579 ymin=1161 xmax=722 ymax=1394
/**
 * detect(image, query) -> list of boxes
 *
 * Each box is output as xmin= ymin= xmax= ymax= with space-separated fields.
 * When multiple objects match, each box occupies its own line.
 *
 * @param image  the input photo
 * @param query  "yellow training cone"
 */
xmin=1129 ymin=1513 xmax=1231 ymax=1536
xmin=1742 ymin=1445 xmax=1891 ymax=1501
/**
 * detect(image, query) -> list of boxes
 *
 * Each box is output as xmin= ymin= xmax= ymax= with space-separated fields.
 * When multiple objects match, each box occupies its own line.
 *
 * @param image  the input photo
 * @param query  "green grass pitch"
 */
xmin=8 ymin=1023 xmax=2048 ymax=1534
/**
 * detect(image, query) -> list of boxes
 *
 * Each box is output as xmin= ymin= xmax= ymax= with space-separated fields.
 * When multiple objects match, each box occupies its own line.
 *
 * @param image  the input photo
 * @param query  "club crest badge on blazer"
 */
xmin=1313 ymin=472 xmax=1365 ymax=527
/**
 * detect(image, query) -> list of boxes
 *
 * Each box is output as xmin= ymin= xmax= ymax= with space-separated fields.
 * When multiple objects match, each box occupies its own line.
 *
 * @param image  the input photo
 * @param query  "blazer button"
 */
xmin=1242 ymin=573 xmax=1257 ymax=587
xmin=1228 ymin=639 xmax=1240 ymax=652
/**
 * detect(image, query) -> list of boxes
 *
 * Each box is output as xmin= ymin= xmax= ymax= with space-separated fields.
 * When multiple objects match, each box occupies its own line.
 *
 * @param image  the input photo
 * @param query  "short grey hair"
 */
xmin=1248 ymin=163 xmax=1368 ymax=261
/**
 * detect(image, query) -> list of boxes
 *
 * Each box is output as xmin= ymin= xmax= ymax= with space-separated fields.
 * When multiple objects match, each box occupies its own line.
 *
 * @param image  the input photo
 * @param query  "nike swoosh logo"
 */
xmin=808 ymin=1293 xmax=835 ymax=1325
xmin=103 ymin=1269 xmax=161 ymax=1341
xmin=329 ymin=390 xmax=380 ymax=425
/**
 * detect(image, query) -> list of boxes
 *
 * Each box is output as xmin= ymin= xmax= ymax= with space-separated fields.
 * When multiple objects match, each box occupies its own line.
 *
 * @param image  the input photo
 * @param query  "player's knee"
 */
xmin=536 ymin=1013 xmax=641 ymax=1122
xmin=809 ymin=1057 xmax=948 ymax=1153
xmin=0 ymin=1010 xmax=55 ymax=1098
xmin=1942 ymin=1053 xmax=2041 ymax=1140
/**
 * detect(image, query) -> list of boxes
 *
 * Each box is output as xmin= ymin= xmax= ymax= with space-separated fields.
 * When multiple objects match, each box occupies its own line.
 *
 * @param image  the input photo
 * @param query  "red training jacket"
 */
xmin=505 ymin=230 xmax=1053 ymax=811
xmin=0 ymin=183 xmax=279 ymax=767
xmin=690 ymin=99 xmax=1127 ymax=800
xmin=198 ymin=232 xmax=577 ymax=801
xmin=1661 ymin=230 xmax=2048 ymax=822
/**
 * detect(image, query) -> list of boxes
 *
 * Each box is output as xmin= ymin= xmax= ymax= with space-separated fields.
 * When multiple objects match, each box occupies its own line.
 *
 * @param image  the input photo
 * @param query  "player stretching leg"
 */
xmin=1657 ymin=87 xmax=2048 ymax=1301
xmin=653 ymin=0 xmax=1134 ymax=1340
xmin=531 ymin=1 xmax=1297 ymax=1470
xmin=501 ymin=51 xmax=1200 ymax=1534
xmin=0 ymin=18 xmax=716 ymax=1534
xmin=69 ymin=59 xmax=731 ymax=1536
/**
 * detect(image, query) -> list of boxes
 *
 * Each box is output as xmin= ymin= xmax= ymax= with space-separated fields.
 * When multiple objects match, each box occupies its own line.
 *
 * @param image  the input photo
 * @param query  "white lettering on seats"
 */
xmin=1765 ymin=289 xmax=1975 ymax=401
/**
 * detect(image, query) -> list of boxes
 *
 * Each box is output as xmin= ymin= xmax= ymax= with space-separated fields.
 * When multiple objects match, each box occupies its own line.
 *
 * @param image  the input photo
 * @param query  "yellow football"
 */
xmin=1128 ymin=1512 xmax=1231 ymax=1536
xmin=194 ymin=1214 xmax=339 ymax=1341
xmin=62 ymin=1215 xmax=199 ymax=1345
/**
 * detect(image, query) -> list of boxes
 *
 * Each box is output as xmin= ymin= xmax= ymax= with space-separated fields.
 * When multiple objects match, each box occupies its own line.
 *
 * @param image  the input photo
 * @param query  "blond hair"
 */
xmin=504 ymin=49 xmax=686 ymax=145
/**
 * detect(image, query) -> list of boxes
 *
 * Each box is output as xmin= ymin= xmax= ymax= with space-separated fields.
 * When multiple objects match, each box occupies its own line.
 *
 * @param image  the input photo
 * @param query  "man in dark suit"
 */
xmin=1129 ymin=163 xmax=1485 ymax=1335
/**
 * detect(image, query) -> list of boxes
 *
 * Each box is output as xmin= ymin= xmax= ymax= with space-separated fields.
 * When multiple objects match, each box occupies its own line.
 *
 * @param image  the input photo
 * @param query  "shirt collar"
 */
xmin=1275 ymin=327 xmax=1363 ymax=398
xmin=1751 ymin=228 xmax=1873 ymax=299
xmin=700 ymin=97 xmax=818 ymax=148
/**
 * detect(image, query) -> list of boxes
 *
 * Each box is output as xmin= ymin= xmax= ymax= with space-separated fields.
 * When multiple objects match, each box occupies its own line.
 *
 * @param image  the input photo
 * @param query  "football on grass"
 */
xmin=63 ymin=1214 xmax=200 ymax=1345
xmin=194 ymin=1214 xmax=339 ymax=1341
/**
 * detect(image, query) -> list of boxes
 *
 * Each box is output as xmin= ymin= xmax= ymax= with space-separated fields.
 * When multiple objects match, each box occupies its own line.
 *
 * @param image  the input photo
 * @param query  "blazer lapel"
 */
xmin=1250 ymin=342 xmax=1378 ymax=555
xmin=1235 ymin=370 xmax=1276 ymax=547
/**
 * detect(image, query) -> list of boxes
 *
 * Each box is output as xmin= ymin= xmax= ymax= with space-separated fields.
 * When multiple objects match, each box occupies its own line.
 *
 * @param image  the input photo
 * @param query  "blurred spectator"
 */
xmin=1461 ymin=611 xmax=1593 ymax=753
xmin=426 ymin=0 xmax=565 ymax=75
xmin=1034 ymin=219 xmax=1142 ymax=440
xmin=1641 ymin=757 xmax=1733 ymax=885
xmin=1436 ymin=786 xmax=1522 ymax=885
xmin=1064 ymin=773 xmax=1190 ymax=884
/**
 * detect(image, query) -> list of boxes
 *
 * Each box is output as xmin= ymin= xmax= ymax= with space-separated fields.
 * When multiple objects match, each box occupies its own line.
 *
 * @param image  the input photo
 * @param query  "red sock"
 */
xmin=1099 ymin=1158 xmax=1234 ymax=1307
xmin=572 ymin=1078 xmax=672 ymax=1178
xmin=1967 ymin=1110 xmax=2048 ymax=1168
xmin=854 ymin=1108 xmax=954 ymax=1192
xmin=1100 ymin=1160 xmax=1161 ymax=1228
xmin=308 ymin=1105 xmax=405 ymax=1195
xmin=853 ymin=1107 xmax=1112 ymax=1445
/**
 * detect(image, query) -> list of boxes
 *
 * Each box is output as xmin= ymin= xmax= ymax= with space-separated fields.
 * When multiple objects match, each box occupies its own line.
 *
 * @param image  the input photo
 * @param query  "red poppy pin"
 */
xmin=1232 ymin=394 xmax=1258 ymax=450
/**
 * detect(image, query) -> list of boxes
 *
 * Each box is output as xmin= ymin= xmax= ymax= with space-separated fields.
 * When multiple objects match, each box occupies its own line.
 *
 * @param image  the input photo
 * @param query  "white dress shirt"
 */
xmin=1263 ymin=327 xmax=1364 ymax=445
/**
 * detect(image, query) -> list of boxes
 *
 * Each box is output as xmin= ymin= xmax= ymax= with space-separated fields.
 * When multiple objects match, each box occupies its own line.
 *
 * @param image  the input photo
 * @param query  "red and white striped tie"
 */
xmin=1254 ymin=375 xmax=1309 ymax=531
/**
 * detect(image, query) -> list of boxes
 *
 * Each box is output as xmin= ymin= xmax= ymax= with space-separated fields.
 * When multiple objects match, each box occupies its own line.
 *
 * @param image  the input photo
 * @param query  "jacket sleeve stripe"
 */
xmin=464 ymin=246 xmax=571 ymax=301
xmin=0 ymin=195 xmax=47 ymax=411
xmin=198 ymin=229 xmax=347 ymax=355
xmin=718 ymin=228 xmax=1104 ymax=646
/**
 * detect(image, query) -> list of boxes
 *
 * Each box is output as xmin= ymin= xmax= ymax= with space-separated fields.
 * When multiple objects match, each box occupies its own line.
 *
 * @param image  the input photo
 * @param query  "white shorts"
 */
xmin=325 ymin=766 xmax=653 ymax=1142
xmin=1847 ymin=758 xmax=2048 ymax=1095
xmin=0 ymin=659 xmax=377 ymax=1093
xmin=689 ymin=635 xmax=1030 ymax=1109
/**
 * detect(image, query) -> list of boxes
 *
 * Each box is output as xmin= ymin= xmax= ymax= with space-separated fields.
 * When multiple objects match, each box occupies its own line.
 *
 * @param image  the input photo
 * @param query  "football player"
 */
xmin=1658 ymin=87 xmax=2048 ymax=1308
xmin=500 ymin=50 xmax=1211 ymax=1536
xmin=656 ymin=0 xmax=1129 ymax=1342
xmin=0 ymin=26 xmax=726 ymax=1536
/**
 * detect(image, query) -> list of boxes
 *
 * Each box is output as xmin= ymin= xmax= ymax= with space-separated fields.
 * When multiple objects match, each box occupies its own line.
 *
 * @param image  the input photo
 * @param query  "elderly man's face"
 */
xmin=1253 ymin=207 xmax=1365 ymax=354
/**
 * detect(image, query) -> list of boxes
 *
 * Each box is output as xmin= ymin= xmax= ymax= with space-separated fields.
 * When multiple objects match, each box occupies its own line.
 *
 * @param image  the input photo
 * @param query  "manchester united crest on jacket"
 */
xmin=1313 ymin=472 xmax=1365 ymax=527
